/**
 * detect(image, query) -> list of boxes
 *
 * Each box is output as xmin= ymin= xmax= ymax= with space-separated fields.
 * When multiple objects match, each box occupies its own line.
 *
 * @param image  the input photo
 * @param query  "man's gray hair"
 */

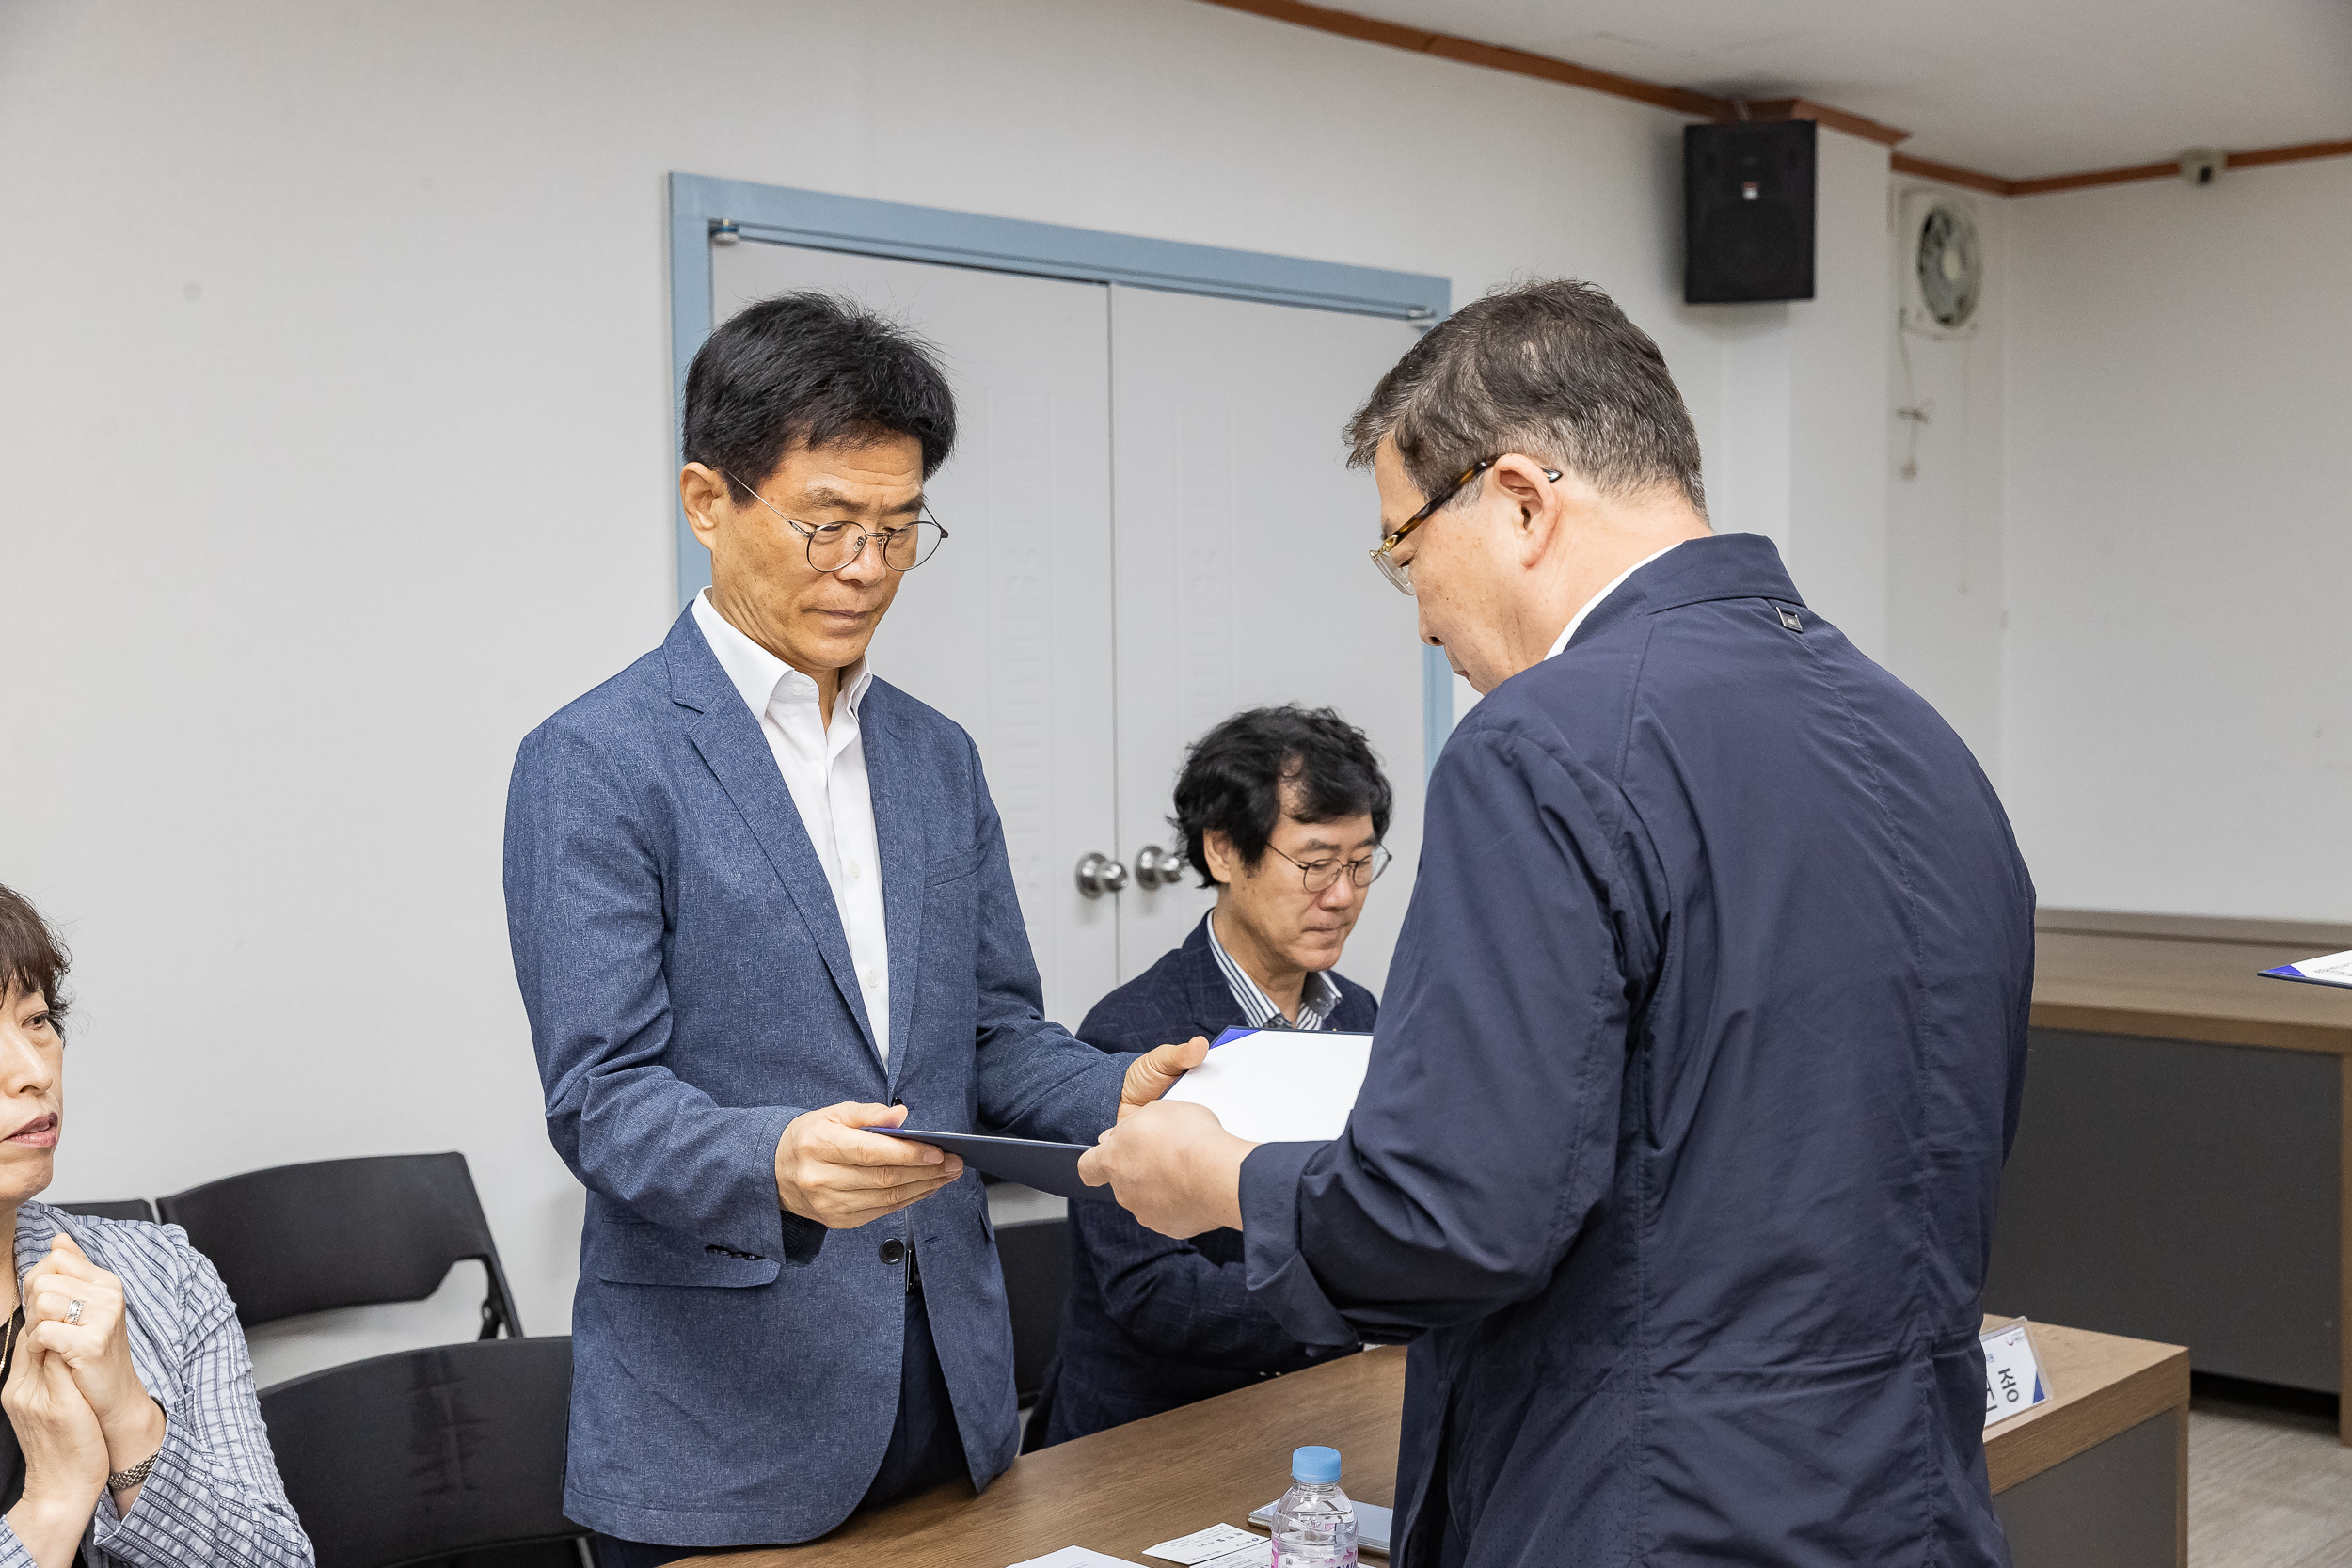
xmin=1345 ymin=278 xmax=1707 ymax=515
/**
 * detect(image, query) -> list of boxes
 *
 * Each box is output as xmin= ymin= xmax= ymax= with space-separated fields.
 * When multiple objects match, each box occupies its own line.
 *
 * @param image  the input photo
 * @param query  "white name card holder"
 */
xmin=1981 ymin=1317 xmax=2052 ymax=1429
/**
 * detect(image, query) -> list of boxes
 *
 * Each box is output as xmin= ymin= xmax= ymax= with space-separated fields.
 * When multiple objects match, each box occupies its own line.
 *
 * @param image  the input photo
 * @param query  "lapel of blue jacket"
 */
xmin=860 ymin=684 xmax=927 ymax=1096
xmin=665 ymin=610 xmax=880 ymax=1063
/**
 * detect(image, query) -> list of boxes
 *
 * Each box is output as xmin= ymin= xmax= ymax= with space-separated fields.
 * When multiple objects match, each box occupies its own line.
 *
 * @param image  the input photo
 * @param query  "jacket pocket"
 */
xmin=591 ymin=1214 xmax=781 ymax=1288
xmin=926 ymin=840 xmax=989 ymax=886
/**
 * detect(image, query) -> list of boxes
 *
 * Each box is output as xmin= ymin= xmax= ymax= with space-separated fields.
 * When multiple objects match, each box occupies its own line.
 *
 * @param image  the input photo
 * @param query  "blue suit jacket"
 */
xmin=1241 ymin=536 xmax=2035 ymax=1566
xmin=503 ymin=607 xmax=1133 ymax=1546
xmin=1035 ymin=916 xmax=1374 ymax=1447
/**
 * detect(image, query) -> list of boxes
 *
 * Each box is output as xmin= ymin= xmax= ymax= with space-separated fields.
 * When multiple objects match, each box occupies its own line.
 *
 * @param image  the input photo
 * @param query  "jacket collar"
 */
xmin=1180 ymin=912 xmax=1249 ymax=1038
xmin=1564 ymin=531 xmax=1804 ymax=654
xmin=664 ymin=607 xmax=883 ymax=1069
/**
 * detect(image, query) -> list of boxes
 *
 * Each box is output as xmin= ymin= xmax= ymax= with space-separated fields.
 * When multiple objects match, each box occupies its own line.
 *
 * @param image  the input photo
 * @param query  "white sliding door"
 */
xmin=709 ymin=241 xmax=1119 ymax=1025
xmin=1107 ymin=286 xmax=1425 ymax=998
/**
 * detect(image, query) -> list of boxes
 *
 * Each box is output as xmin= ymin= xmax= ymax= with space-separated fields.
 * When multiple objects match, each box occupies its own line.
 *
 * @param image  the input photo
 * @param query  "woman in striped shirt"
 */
xmin=0 ymin=885 xmax=311 ymax=1568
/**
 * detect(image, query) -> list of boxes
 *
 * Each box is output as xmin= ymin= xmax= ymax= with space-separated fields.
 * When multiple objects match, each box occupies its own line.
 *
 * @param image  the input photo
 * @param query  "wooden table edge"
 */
xmin=2029 ymin=999 xmax=2352 ymax=1055
xmin=1982 ymin=1339 xmax=2189 ymax=1494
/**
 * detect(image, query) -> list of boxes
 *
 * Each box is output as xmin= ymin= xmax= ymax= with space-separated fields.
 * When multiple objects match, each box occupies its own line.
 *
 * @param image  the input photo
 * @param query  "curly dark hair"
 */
xmin=1172 ymin=706 xmax=1392 ymax=889
xmin=0 ymin=883 xmax=70 ymax=1033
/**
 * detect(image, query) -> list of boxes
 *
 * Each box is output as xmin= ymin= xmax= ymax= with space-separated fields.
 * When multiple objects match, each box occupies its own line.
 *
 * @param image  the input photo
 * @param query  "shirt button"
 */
xmin=846 ymin=862 xmax=862 ymax=881
xmin=879 ymin=1239 xmax=905 ymax=1266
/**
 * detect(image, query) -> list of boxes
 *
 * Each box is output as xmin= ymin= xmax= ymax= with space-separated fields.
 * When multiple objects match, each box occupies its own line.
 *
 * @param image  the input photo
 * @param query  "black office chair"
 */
xmin=261 ymin=1336 xmax=584 ymax=1568
xmin=158 ymin=1152 xmax=521 ymax=1339
xmin=54 ymin=1198 xmax=158 ymax=1223
xmin=995 ymin=1215 xmax=1070 ymax=1405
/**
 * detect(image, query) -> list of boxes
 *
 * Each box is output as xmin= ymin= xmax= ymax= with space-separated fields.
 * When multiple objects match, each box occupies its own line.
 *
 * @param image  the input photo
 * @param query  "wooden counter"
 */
xmin=1994 ymin=908 xmax=2352 ymax=1443
xmin=707 ymin=1322 xmax=2185 ymax=1568
xmin=2032 ymin=909 xmax=2352 ymax=1054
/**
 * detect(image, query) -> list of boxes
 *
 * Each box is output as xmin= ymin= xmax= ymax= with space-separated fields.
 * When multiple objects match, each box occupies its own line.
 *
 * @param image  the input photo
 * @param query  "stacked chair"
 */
xmin=69 ymin=1154 xmax=587 ymax=1568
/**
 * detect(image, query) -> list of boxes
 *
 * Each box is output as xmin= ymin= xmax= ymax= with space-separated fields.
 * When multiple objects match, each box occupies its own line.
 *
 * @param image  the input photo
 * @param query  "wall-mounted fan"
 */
xmin=1900 ymin=191 xmax=1982 ymax=337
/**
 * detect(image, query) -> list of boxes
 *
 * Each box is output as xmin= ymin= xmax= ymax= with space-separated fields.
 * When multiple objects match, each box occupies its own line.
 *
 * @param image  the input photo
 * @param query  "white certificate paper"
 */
xmin=1160 ymin=1030 xmax=1374 ymax=1145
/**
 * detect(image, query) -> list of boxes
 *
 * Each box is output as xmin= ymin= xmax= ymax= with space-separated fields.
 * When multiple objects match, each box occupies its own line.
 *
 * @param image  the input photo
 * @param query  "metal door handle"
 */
xmin=1075 ymin=852 xmax=1129 ymax=898
xmin=1134 ymin=844 xmax=1186 ymax=890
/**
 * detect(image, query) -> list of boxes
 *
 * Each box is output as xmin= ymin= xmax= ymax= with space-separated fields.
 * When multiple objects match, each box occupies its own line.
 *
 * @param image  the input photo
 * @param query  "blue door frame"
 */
xmin=666 ymin=172 xmax=1455 ymax=769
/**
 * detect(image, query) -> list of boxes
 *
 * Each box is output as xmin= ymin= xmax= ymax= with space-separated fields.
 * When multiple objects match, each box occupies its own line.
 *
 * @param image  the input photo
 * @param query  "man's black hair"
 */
xmin=684 ymin=291 xmax=957 ymax=499
xmin=1172 ymin=706 xmax=1392 ymax=889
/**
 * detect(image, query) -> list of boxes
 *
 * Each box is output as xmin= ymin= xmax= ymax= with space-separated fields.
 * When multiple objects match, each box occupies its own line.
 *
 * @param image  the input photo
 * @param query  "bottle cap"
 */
xmin=1291 ymin=1445 xmax=1342 ymax=1484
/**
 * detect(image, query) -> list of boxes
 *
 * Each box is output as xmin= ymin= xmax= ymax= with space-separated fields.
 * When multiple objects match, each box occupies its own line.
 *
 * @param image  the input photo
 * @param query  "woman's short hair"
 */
xmin=0 ymin=884 xmax=70 ymax=1029
xmin=1173 ymin=706 xmax=1392 ymax=890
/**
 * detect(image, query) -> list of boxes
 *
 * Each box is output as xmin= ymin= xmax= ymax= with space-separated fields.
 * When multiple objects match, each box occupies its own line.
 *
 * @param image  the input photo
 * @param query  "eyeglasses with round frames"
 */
xmin=1368 ymin=456 xmax=1564 ymax=595
xmin=722 ymin=470 xmax=949 ymax=575
xmin=1263 ymin=844 xmax=1392 ymax=894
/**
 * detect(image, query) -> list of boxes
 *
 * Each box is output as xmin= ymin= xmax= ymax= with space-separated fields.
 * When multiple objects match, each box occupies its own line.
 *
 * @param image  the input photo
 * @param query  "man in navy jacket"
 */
xmin=1031 ymin=706 xmax=1387 ymax=1447
xmin=1083 ymin=280 xmax=2034 ymax=1566
xmin=504 ymin=293 xmax=1200 ymax=1560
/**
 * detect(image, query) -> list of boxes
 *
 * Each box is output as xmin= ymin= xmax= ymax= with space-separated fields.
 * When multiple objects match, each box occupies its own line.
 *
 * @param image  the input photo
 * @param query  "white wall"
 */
xmin=1 ymin=0 xmax=1902 ymax=1365
xmin=1883 ymin=178 xmax=2009 ymax=773
xmin=2000 ymin=157 xmax=2352 ymax=921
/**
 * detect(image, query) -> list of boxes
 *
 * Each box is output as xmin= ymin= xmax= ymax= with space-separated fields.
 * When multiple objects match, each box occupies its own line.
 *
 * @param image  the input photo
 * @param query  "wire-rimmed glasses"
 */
xmin=1368 ymin=455 xmax=1565 ymax=595
xmin=1265 ymin=844 xmax=1392 ymax=894
xmin=1369 ymin=458 xmax=1490 ymax=595
xmin=722 ymin=469 xmax=949 ymax=574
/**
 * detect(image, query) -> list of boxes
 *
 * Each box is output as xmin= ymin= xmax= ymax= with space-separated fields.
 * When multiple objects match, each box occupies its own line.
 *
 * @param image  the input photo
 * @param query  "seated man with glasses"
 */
xmin=1025 ymin=705 xmax=1391 ymax=1448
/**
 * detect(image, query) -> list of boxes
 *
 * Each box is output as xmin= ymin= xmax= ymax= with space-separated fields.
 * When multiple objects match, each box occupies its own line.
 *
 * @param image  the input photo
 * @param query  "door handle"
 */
xmin=1074 ymin=852 xmax=1130 ymax=899
xmin=1134 ymin=844 xmax=1186 ymax=890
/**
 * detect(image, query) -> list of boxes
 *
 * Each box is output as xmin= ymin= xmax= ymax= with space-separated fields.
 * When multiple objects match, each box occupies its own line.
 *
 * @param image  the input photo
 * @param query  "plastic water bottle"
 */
xmin=1270 ymin=1445 xmax=1358 ymax=1567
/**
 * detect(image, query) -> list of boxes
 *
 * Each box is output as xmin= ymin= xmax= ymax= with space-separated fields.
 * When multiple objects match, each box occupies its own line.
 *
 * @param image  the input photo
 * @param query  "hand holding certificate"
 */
xmin=1080 ymin=1029 xmax=1375 ymax=1237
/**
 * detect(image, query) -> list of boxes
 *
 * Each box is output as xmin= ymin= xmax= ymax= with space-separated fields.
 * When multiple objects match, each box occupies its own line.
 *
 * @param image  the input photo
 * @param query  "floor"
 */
xmin=2190 ymin=1392 xmax=2352 ymax=1567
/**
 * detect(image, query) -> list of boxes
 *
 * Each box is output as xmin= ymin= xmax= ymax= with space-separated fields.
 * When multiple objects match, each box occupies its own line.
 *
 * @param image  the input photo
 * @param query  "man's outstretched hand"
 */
xmin=1079 ymin=1099 xmax=1253 ymax=1238
xmin=1119 ymin=1035 xmax=1211 ymax=1119
xmin=774 ymin=1102 xmax=965 ymax=1229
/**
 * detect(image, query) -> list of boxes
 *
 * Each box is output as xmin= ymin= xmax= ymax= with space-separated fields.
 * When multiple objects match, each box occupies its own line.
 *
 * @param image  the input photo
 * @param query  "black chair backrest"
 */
xmin=261 ymin=1337 xmax=578 ymax=1568
xmin=158 ymin=1152 xmax=520 ymax=1337
xmin=56 ymin=1198 xmax=157 ymax=1223
xmin=995 ymin=1215 xmax=1070 ymax=1403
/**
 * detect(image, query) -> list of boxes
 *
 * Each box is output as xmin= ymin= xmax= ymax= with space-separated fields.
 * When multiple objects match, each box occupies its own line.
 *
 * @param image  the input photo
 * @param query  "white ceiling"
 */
xmin=1333 ymin=0 xmax=2352 ymax=179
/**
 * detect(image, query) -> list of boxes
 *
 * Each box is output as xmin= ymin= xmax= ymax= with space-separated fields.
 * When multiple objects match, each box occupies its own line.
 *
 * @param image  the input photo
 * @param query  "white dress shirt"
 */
xmin=692 ymin=591 xmax=895 ymax=1066
xmin=1544 ymin=542 xmax=1683 ymax=661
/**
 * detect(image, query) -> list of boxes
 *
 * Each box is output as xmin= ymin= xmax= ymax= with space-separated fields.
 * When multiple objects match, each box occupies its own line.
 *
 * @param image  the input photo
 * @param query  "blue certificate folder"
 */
xmin=866 ymin=1127 xmax=1111 ymax=1202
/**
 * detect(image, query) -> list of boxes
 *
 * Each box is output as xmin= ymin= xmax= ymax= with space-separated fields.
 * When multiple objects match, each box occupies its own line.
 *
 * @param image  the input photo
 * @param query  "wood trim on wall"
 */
xmin=1193 ymin=0 xmax=2352 ymax=198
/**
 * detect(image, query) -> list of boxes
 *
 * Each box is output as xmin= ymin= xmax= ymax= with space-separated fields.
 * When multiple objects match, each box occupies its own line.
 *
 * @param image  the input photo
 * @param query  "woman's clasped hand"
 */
xmin=7 ymin=1235 xmax=167 ymax=1519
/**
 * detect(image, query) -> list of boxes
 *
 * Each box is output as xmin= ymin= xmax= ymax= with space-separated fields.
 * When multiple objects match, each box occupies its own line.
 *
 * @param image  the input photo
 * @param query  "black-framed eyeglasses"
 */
xmin=722 ymin=469 xmax=949 ymax=575
xmin=1368 ymin=455 xmax=1563 ymax=595
xmin=1264 ymin=844 xmax=1392 ymax=894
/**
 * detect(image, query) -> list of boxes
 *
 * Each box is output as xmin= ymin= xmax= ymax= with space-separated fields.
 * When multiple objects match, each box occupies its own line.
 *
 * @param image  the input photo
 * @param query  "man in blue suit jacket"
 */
xmin=1031 ymin=705 xmax=1386 ymax=1448
xmin=1085 ymin=281 xmax=2034 ymax=1566
xmin=504 ymin=293 xmax=1200 ymax=1561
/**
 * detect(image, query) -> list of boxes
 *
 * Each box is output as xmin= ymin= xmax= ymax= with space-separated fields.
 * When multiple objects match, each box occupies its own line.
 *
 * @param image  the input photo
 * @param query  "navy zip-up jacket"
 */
xmin=1240 ymin=534 xmax=2034 ymax=1567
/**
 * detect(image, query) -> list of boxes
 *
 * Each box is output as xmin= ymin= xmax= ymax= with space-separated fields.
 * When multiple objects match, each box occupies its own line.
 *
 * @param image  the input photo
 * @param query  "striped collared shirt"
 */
xmin=1204 ymin=911 xmax=1340 ymax=1032
xmin=8 ymin=1200 xmax=314 ymax=1566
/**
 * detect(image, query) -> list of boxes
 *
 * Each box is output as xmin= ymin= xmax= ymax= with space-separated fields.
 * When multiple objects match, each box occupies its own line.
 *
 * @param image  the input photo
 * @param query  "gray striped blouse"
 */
xmin=2 ymin=1201 xmax=313 ymax=1566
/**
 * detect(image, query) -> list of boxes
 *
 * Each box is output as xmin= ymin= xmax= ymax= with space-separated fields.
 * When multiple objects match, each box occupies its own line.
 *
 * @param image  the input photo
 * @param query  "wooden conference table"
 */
xmin=1988 ymin=908 xmax=2352 ymax=1441
xmin=707 ymin=1320 xmax=2187 ymax=1568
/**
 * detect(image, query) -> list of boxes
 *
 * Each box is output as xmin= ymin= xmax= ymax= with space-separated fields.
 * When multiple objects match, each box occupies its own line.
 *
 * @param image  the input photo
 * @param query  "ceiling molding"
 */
xmin=1889 ymin=152 xmax=2013 ymax=197
xmin=1745 ymin=98 xmax=1909 ymax=149
xmin=1191 ymin=0 xmax=2352 ymax=198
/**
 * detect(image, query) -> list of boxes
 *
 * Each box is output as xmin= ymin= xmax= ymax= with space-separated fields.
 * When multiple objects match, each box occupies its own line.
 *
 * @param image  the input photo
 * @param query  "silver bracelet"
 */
xmin=107 ymin=1450 xmax=157 ymax=1493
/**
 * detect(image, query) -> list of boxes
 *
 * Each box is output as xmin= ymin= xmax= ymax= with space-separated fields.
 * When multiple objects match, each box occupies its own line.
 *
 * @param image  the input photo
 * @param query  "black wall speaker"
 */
xmin=1684 ymin=119 xmax=1817 ymax=303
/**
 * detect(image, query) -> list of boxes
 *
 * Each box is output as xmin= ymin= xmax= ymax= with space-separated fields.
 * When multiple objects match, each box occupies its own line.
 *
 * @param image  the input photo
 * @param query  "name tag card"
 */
xmin=1146 ymin=1526 xmax=1263 ymax=1565
xmin=1982 ymin=1319 xmax=2051 ymax=1428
